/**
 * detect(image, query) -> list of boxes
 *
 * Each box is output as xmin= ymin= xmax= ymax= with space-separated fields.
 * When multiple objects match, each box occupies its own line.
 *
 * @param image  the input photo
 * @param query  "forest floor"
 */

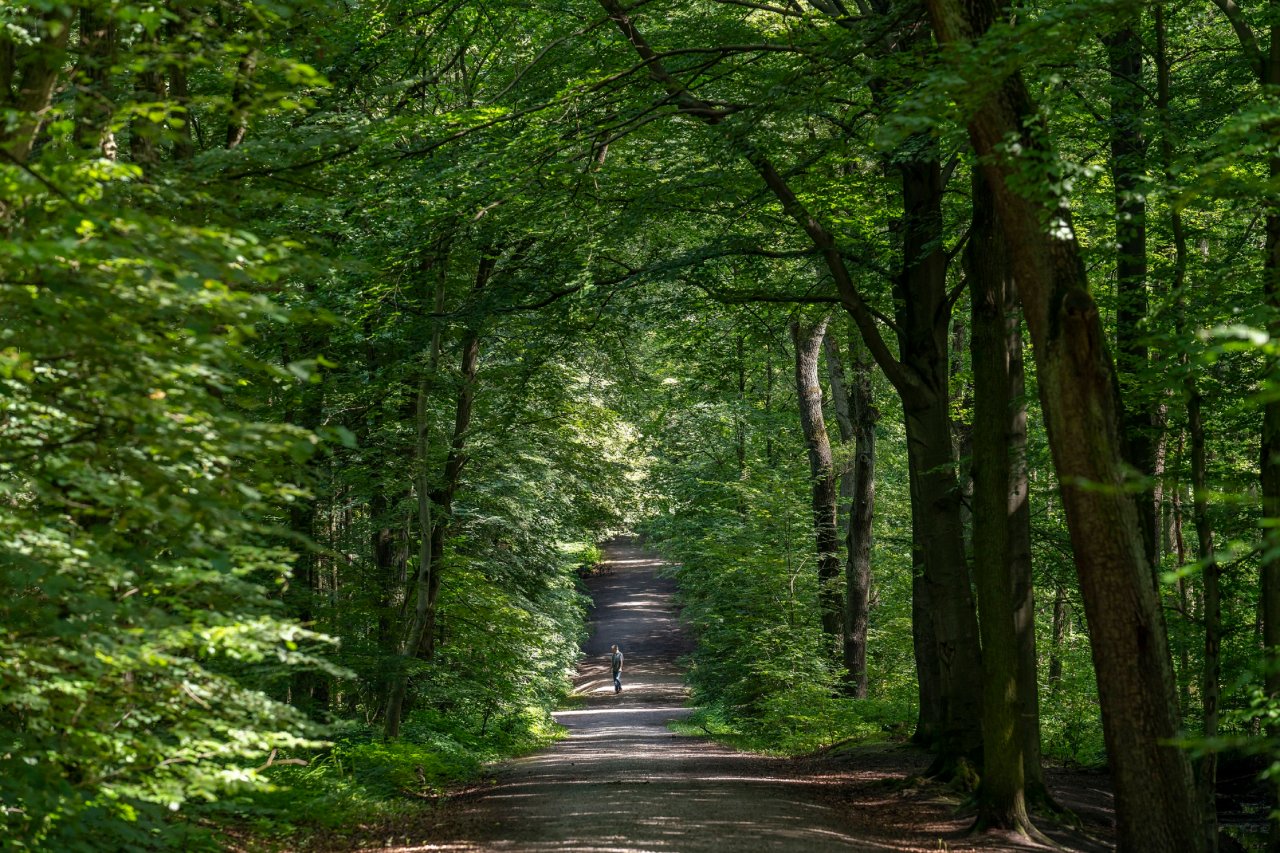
xmin=323 ymin=538 xmax=1118 ymax=852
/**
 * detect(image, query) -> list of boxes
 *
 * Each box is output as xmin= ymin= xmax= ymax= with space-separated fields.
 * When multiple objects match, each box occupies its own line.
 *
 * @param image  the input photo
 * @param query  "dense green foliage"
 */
xmin=4 ymin=0 xmax=1280 ymax=847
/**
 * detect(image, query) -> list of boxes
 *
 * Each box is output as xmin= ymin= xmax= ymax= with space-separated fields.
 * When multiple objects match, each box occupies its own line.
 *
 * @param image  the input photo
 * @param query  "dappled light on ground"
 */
xmin=363 ymin=539 xmax=1111 ymax=853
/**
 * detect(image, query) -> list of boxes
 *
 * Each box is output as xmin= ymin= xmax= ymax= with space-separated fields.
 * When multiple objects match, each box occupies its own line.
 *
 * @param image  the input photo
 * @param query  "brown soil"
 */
xmin=327 ymin=537 xmax=1118 ymax=852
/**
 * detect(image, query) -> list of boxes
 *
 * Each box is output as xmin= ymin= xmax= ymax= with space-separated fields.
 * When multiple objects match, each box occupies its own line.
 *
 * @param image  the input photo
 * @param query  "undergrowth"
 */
xmin=199 ymin=707 xmax=565 ymax=847
xmin=670 ymin=697 xmax=912 ymax=756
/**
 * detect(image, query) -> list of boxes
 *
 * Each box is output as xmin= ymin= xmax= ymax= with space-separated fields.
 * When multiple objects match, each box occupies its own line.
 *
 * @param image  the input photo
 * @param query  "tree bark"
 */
xmin=825 ymin=325 xmax=877 ymax=697
xmin=1048 ymin=584 xmax=1067 ymax=690
xmin=226 ymin=50 xmax=257 ymax=150
xmin=1155 ymin=10 xmax=1218 ymax=843
xmin=921 ymin=0 xmax=1204 ymax=845
xmin=74 ymin=8 xmax=117 ymax=159
xmin=0 ymin=8 xmax=74 ymax=164
xmin=1264 ymin=8 xmax=1280 ymax=851
xmin=897 ymin=153 xmax=984 ymax=770
xmin=1006 ymin=296 xmax=1047 ymax=802
xmin=130 ymin=32 xmax=166 ymax=166
xmin=792 ymin=317 xmax=844 ymax=643
xmin=384 ymin=241 xmax=454 ymax=738
xmin=1106 ymin=22 xmax=1158 ymax=580
xmin=1203 ymin=1 xmax=1280 ymax=841
xmin=167 ymin=11 xmax=195 ymax=161
xmin=1191 ymin=369 xmax=1221 ymax=852
xmin=968 ymin=168 xmax=1032 ymax=833
xmin=284 ymin=289 xmax=328 ymax=719
xmin=417 ymin=250 xmax=495 ymax=661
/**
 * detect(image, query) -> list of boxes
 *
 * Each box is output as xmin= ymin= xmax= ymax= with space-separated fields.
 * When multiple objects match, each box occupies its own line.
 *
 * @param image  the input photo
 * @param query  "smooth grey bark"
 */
xmin=791 ymin=317 xmax=844 ymax=642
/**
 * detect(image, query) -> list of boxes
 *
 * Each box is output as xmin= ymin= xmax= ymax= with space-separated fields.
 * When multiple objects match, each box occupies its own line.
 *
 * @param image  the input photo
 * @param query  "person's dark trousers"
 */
xmin=613 ymin=672 xmax=621 ymax=693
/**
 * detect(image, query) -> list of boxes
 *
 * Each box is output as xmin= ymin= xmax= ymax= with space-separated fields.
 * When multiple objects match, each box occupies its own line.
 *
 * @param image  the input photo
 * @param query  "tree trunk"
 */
xmin=898 ymin=154 xmax=984 ymax=770
xmin=952 ymin=314 xmax=974 ymax=545
xmin=736 ymin=334 xmax=747 ymax=481
xmin=1264 ymin=9 xmax=1280 ymax=851
xmin=968 ymin=168 xmax=1032 ymax=833
xmin=1006 ymin=295 xmax=1046 ymax=800
xmin=384 ymin=242 xmax=454 ymax=738
xmin=226 ymin=50 xmax=257 ymax=150
xmin=1191 ymin=372 xmax=1221 ymax=851
xmin=418 ymin=251 xmax=495 ymax=660
xmin=792 ymin=317 xmax=844 ymax=643
xmin=1106 ymin=22 xmax=1158 ymax=581
xmin=129 ymin=31 xmax=165 ymax=166
xmin=74 ymin=8 xmax=117 ymax=158
xmin=285 ymin=302 xmax=327 ymax=719
xmin=0 ymin=8 xmax=74 ymax=164
xmin=825 ymin=324 xmax=878 ymax=696
xmin=1048 ymin=584 xmax=1067 ymax=690
xmin=1155 ymin=12 xmax=1218 ymax=840
xmin=922 ymin=0 xmax=1204 ymax=845
xmin=167 ymin=12 xmax=195 ymax=161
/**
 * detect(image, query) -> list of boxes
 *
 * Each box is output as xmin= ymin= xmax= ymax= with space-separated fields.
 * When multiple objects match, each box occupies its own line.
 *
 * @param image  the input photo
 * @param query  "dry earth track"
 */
xmin=339 ymin=538 xmax=1116 ymax=853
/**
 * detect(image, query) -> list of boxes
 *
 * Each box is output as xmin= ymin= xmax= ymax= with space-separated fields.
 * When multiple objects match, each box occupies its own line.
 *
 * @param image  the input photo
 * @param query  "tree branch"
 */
xmin=597 ymin=0 xmax=914 ymax=392
xmin=1207 ymin=0 xmax=1265 ymax=80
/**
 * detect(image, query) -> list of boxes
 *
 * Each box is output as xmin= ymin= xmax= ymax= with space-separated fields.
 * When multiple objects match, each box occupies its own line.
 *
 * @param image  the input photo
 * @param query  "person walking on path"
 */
xmin=610 ymin=644 xmax=624 ymax=694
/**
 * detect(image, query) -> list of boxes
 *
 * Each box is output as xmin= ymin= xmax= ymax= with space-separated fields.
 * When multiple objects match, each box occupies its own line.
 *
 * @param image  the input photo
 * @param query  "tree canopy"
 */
xmin=3 ymin=0 xmax=1280 ymax=849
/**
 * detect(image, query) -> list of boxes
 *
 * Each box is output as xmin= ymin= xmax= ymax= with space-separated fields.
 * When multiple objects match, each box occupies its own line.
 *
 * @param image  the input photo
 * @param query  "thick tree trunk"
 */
xmin=898 ymin=155 xmax=984 ymax=769
xmin=922 ymin=0 xmax=1204 ymax=845
xmin=825 ymin=326 xmax=877 ymax=695
xmin=792 ymin=317 xmax=844 ymax=642
xmin=968 ymin=169 xmax=1032 ymax=832
xmin=905 ymin=392 xmax=982 ymax=767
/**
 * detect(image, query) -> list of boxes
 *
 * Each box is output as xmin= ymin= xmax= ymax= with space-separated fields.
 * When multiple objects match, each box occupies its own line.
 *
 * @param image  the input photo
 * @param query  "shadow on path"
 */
xmin=367 ymin=537 xmax=1111 ymax=853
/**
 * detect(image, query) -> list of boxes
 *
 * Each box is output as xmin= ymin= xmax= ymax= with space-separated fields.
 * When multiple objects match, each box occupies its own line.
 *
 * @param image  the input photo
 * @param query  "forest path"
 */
xmin=371 ymin=537 xmax=1110 ymax=853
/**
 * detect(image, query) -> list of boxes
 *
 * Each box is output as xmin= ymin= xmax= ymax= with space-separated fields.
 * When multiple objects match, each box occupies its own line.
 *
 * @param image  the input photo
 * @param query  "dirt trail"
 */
xmin=369 ymin=537 xmax=1115 ymax=852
